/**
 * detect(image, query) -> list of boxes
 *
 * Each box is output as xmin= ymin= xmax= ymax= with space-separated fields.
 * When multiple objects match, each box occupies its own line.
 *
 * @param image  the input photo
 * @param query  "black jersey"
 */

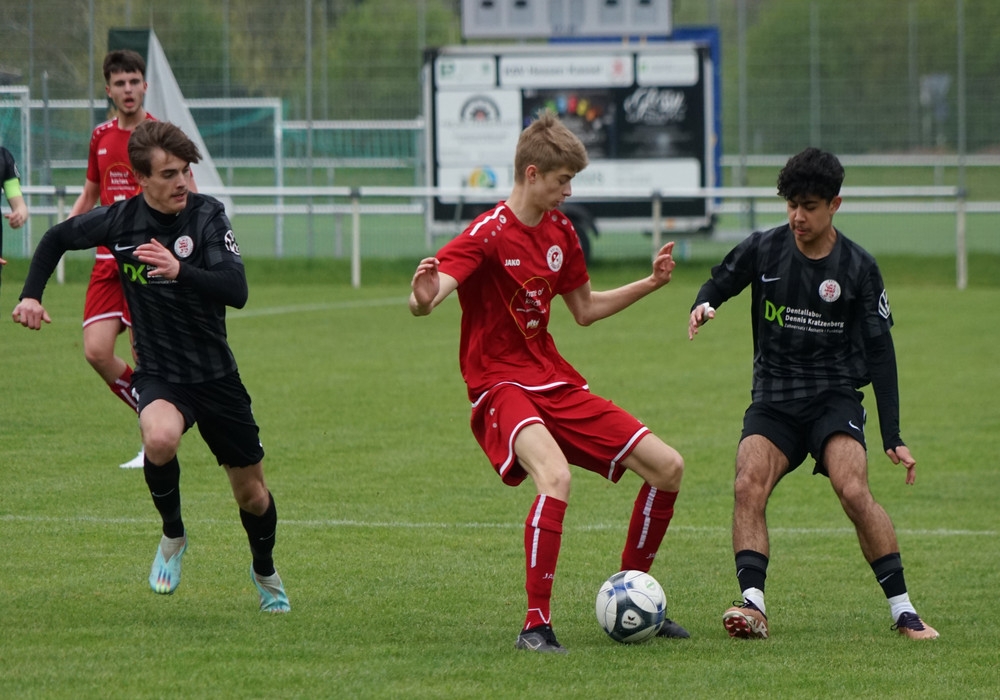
xmin=695 ymin=224 xmax=894 ymax=404
xmin=21 ymin=193 xmax=248 ymax=384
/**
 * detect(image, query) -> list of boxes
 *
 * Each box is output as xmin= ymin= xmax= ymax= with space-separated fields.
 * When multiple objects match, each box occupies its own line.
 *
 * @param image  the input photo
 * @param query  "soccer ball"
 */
xmin=595 ymin=570 xmax=667 ymax=643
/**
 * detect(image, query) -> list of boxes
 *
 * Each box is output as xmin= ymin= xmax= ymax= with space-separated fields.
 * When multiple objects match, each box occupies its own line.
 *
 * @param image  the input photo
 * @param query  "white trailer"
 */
xmin=423 ymin=38 xmax=720 ymax=257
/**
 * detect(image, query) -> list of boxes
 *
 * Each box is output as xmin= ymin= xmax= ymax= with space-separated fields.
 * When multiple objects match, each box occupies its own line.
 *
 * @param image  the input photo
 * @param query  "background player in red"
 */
xmin=69 ymin=49 xmax=159 ymax=468
xmin=409 ymin=112 xmax=687 ymax=653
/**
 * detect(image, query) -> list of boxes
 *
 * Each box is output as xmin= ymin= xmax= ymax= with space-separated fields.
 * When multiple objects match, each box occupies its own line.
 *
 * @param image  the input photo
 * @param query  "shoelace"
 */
xmin=892 ymin=613 xmax=926 ymax=631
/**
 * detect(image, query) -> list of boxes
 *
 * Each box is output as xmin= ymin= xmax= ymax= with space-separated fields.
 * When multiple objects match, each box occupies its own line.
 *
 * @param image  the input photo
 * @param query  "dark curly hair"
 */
xmin=776 ymin=147 xmax=844 ymax=202
xmin=103 ymin=49 xmax=146 ymax=81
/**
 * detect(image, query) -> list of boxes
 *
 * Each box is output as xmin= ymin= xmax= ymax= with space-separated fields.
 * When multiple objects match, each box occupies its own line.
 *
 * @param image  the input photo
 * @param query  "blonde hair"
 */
xmin=513 ymin=111 xmax=588 ymax=183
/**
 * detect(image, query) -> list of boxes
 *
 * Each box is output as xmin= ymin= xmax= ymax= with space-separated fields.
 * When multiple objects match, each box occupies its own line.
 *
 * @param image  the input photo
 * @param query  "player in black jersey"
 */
xmin=688 ymin=148 xmax=937 ymax=640
xmin=12 ymin=121 xmax=290 ymax=613
xmin=1 ymin=145 xmax=29 ymax=286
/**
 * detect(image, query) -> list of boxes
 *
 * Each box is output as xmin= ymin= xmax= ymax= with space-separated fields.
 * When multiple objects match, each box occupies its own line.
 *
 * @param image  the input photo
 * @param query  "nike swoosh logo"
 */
xmin=114 ymin=243 xmax=137 ymax=252
xmin=849 ymin=421 xmax=861 ymax=431
xmin=761 ymin=275 xmax=781 ymax=283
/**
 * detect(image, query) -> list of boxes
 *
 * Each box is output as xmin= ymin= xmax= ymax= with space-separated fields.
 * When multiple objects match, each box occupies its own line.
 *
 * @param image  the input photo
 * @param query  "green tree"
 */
xmin=324 ymin=0 xmax=461 ymax=119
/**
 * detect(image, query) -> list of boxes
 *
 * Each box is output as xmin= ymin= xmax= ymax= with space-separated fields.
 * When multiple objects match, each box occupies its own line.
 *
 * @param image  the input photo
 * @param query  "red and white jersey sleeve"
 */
xmin=438 ymin=202 xmax=591 ymax=401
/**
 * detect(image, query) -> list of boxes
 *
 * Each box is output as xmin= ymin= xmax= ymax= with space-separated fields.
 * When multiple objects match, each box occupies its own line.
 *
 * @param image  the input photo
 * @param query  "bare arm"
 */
xmin=3 ymin=194 xmax=27 ymax=229
xmin=409 ymin=256 xmax=459 ymax=316
xmin=562 ymin=242 xmax=676 ymax=326
xmin=69 ymin=179 xmax=100 ymax=218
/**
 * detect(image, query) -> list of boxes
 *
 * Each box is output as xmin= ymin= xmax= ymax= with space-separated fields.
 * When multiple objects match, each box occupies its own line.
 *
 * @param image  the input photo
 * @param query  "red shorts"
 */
xmin=470 ymin=382 xmax=649 ymax=486
xmin=83 ymin=253 xmax=131 ymax=328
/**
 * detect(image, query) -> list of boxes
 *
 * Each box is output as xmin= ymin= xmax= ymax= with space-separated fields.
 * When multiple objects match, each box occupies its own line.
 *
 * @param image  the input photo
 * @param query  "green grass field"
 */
xmin=1 ymin=256 xmax=997 ymax=699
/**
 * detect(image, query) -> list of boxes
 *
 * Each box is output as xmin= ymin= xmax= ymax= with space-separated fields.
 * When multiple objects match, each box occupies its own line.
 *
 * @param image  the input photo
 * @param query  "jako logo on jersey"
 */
xmin=224 ymin=230 xmax=241 ymax=256
xmin=818 ymin=279 xmax=841 ymax=302
xmin=764 ymin=300 xmax=785 ymax=326
xmin=174 ymin=235 xmax=194 ymax=258
xmin=546 ymin=245 xmax=563 ymax=272
xmin=505 ymin=259 xmax=521 ymax=266
xmin=123 ymin=263 xmax=147 ymax=284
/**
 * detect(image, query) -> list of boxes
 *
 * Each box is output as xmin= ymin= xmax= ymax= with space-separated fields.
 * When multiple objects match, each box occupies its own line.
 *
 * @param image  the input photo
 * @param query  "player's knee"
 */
xmin=83 ymin=342 xmax=113 ymax=370
xmin=142 ymin=428 xmax=182 ymax=462
xmin=654 ymin=449 xmax=684 ymax=490
xmin=733 ymin=466 xmax=769 ymax=507
xmin=835 ymin=479 xmax=875 ymax=517
xmin=235 ymin=484 xmax=270 ymax=513
xmin=532 ymin=462 xmax=572 ymax=500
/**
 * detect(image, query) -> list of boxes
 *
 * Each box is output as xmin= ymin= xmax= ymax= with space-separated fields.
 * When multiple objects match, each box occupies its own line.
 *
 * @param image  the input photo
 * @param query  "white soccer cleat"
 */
xmin=120 ymin=448 xmax=145 ymax=469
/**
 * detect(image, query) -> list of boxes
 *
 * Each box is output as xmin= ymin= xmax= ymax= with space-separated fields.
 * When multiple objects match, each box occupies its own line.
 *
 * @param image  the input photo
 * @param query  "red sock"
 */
xmin=621 ymin=484 xmax=677 ymax=572
xmin=522 ymin=495 xmax=566 ymax=631
xmin=109 ymin=365 xmax=138 ymax=413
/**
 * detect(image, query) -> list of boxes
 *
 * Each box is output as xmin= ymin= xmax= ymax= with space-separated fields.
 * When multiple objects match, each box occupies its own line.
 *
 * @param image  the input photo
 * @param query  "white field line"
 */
xmin=1 ymin=514 xmax=994 ymax=538
xmin=230 ymin=297 xmax=406 ymax=319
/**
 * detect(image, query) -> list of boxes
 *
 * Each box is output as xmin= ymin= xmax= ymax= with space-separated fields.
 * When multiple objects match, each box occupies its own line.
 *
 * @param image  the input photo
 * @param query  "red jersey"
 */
xmin=438 ymin=202 xmax=591 ymax=402
xmin=86 ymin=114 xmax=155 ymax=259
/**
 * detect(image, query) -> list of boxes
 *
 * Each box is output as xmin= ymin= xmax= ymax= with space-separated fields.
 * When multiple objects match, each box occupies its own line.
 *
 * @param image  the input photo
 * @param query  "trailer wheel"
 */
xmin=562 ymin=204 xmax=597 ymax=264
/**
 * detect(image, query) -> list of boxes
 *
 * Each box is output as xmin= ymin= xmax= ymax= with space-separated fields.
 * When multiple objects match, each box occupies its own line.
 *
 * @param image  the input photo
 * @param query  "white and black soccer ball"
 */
xmin=595 ymin=570 xmax=667 ymax=643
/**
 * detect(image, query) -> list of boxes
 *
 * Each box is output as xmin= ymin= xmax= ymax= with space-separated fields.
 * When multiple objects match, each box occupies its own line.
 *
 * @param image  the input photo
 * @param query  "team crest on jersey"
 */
xmin=173 ymin=235 xmax=194 ymax=258
xmin=546 ymin=245 xmax=563 ymax=272
xmin=818 ymin=279 xmax=841 ymax=302
xmin=224 ymin=230 xmax=241 ymax=256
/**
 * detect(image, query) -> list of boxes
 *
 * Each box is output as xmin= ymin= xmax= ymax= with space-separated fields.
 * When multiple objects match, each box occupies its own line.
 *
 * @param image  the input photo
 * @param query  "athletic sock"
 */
xmin=144 ymin=455 xmax=184 ymax=539
xmin=871 ymin=552 xmax=907 ymax=597
xmin=620 ymin=484 xmax=677 ymax=572
xmin=735 ymin=550 xmax=769 ymax=614
xmin=522 ymin=495 xmax=566 ymax=631
xmin=158 ymin=534 xmax=186 ymax=560
xmin=109 ymin=365 xmax=138 ymax=413
xmin=888 ymin=593 xmax=918 ymax=621
xmin=742 ymin=587 xmax=766 ymax=615
xmin=240 ymin=492 xmax=278 ymax=577
xmin=871 ymin=552 xmax=916 ymax=620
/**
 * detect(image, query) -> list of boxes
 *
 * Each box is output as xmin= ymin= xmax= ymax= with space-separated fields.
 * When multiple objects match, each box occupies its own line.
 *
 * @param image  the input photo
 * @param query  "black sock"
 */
xmin=871 ymin=552 xmax=907 ymax=598
xmin=240 ymin=492 xmax=277 ymax=577
xmin=735 ymin=549 xmax=769 ymax=594
xmin=143 ymin=455 xmax=184 ymax=539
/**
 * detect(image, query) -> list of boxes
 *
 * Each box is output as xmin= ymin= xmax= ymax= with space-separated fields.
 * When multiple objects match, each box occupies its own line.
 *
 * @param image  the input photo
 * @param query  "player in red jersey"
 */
xmin=69 ymin=49 xmax=156 ymax=468
xmin=410 ymin=112 xmax=687 ymax=653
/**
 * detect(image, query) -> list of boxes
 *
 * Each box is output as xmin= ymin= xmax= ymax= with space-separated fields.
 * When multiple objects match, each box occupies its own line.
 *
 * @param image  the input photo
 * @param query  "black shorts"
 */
xmin=132 ymin=371 xmax=264 ymax=468
xmin=740 ymin=388 xmax=867 ymax=476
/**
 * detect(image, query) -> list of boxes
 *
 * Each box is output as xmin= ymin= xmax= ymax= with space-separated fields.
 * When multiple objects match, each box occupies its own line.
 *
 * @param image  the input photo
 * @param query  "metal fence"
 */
xmin=1 ymin=0 xmax=997 ymax=274
xmin=2 ymin=1 xmax=996 ymax=162
xmin=17 ymin=182 xmax=980 ymax=290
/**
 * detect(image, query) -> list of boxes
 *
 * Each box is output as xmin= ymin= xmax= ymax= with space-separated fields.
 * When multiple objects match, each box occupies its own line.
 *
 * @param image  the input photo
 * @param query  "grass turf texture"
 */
xmin=1 ymin=256 xmax=997 ymax=699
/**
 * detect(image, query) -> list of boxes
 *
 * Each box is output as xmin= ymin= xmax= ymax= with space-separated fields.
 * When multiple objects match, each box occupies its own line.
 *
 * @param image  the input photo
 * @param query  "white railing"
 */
xmin=17 ymin=184 xmax=972 ymax=289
